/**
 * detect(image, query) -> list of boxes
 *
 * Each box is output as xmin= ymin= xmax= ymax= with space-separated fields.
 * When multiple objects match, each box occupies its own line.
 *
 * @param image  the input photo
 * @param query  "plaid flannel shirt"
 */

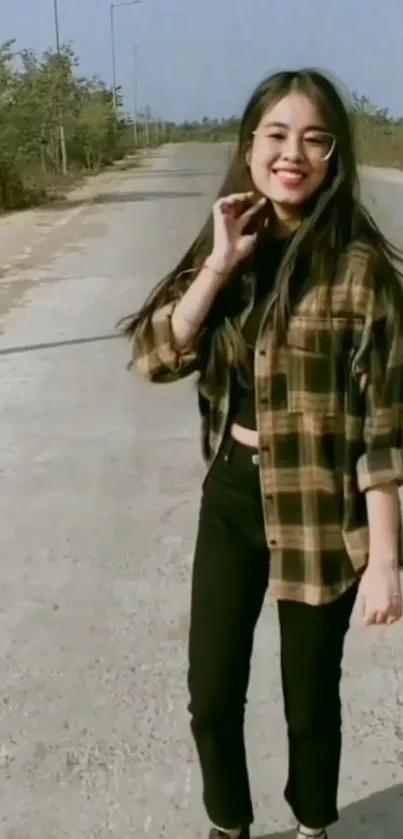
xmin=130 ymin=245 xmax=403 ymax=605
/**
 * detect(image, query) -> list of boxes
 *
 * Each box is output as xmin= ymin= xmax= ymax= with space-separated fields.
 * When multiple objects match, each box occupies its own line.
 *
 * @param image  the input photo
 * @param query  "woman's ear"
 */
xmin=245 ymin=136 xmax=254 ymax=169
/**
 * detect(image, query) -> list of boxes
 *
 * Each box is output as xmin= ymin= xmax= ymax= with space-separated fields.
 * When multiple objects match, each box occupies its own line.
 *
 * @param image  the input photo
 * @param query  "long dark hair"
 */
xmin=119 ymin=68 xmax=403 ymax=399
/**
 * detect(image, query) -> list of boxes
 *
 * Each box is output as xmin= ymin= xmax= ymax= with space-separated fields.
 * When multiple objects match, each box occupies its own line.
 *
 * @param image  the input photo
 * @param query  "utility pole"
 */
xmin=144 ymin=105 xmax=150 ymax=145
xmin=53 ymin=0 xmax=67 ymax=175
xmin=110 ymin=1 xmax=142 ymax=113
xmin=133 ymin=44 xmax=138 ymax=146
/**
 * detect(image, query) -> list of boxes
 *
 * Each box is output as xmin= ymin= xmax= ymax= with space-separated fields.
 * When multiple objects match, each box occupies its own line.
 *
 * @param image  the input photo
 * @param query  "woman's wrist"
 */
xmin=204 ymin=252 xmax=234 ymax=276
xmin=368 ymin=551 xmax=399 ymax=569
xmin=366 ymin=483 xmax=400 ymax=566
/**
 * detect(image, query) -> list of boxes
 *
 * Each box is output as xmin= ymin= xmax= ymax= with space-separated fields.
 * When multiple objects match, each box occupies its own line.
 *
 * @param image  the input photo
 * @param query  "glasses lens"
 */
xmin=304 ymin=132 xmax=335 ymax=162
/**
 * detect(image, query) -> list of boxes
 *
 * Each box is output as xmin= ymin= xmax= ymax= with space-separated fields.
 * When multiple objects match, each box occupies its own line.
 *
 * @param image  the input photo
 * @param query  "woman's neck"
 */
xmin=272 ymin=216 xmax=301 ymax=237
xmin=269 ymin=202 xmax=302 ymax=238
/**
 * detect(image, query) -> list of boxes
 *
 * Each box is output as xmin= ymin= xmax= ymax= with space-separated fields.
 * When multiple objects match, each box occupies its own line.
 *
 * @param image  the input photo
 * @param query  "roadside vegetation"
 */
xmin=0 ymin=39 xmax=161 ymax=213
xmin=1 ymin=37 xmax=402 ymax=214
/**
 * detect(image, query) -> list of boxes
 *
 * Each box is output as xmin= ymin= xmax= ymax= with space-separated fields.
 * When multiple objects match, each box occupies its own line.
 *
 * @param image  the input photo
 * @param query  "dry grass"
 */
xmin=355 ymin=116 xmax=403 ymax=169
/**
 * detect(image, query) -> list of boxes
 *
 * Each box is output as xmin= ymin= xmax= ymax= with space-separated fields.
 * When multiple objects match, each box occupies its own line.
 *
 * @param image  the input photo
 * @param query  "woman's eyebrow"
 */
xmin=260 ymin=121 xmax=326 ymax=131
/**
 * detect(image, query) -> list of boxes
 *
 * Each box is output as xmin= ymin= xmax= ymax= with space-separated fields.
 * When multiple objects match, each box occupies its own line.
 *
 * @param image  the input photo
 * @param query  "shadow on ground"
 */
xmin=133 ymin=168 xmax=222 ymax=178
xmin=48 ymin=189 xmax=204 ymax=211
xmin=256 ymin=783 xmax=403 ymax=838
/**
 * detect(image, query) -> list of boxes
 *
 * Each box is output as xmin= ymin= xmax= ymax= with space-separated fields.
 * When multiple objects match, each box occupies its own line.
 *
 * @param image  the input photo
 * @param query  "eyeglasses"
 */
xmin=252 ymin=128 xmax=336 ymax=163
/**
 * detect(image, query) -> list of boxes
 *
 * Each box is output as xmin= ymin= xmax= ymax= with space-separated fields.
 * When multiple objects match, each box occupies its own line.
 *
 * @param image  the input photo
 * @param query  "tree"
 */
xmin=0 ymin=39 xmax=136 ymax=211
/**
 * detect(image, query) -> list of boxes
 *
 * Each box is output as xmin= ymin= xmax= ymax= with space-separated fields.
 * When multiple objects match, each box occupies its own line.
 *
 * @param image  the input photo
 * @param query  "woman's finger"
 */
xmin=216 ymin=192 xmax=254 ymax=212
xmin=218 ymin=193 xmax=262 ymax=220
xmin=387 ymin=599 xmax=402 ymax=621
xmin=222 ymin=191 xmax=255 ymax=204
xmin=386 ymin=614 xmax=398 ymax=625
xmin=363 ymin=605 xmax=379 ymax=625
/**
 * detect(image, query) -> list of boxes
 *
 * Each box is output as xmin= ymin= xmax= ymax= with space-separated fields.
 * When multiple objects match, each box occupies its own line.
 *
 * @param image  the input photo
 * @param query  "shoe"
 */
xmin=296 ymin=830 xmax=327 ymax=839
xmin=208 ymin=829 xmax=250 ymax=839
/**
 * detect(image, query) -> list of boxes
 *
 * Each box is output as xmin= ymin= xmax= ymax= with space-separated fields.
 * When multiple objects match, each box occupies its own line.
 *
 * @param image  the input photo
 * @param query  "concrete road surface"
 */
xmin=0 ymin=144 xmax=403 ymax=839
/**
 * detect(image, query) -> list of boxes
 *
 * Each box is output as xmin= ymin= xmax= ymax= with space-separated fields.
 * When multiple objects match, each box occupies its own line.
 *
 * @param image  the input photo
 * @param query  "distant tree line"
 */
xmin=167 ymin=94 xmax=403 ymax=172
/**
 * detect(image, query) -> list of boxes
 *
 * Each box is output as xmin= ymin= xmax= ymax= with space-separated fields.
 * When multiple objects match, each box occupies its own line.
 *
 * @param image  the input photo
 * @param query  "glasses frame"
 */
xmin=251 ymin=128 xmax=337 ymax=163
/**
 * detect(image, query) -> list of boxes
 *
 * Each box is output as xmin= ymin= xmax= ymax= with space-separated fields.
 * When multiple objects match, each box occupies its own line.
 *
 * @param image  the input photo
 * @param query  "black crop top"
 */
xmin=231 ymin=233 xmax=292 ymax=430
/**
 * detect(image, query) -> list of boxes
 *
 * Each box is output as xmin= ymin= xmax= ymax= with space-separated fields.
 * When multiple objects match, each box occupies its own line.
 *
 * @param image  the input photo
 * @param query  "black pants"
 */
xmin=187 ymin=436 xmax=357 ymax=831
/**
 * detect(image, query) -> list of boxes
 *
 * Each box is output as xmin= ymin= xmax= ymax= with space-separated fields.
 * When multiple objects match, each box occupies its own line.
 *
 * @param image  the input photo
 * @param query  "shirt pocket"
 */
xmin=286 ymin=315 xmax=354 ymax=417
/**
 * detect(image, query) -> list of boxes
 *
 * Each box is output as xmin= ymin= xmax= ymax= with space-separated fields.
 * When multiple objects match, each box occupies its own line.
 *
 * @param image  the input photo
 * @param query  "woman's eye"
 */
xmin=305 ymin=135 xmax=326 ymax=145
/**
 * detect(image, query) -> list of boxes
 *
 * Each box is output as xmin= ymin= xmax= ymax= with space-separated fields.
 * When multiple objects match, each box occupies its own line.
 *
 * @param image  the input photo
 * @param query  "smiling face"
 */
xmin=247 ymin=91 xmax=336 ymax=228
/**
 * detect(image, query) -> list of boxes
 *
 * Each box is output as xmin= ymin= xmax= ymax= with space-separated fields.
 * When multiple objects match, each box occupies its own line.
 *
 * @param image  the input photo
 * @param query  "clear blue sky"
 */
xmin=2 ymin=0 xmax=403 ymax=122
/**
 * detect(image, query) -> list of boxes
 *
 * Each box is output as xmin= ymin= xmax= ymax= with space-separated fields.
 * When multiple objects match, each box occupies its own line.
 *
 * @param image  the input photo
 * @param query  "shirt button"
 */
xmin=260 ymin=397 xmax=269 ymax=407
xmin=269 ymin=538 xmax=277 ymax=546
xmin=266 ymin=493 xmax=274 ymax=501
xmin=259 ymin=349 xmax=267 ymax=356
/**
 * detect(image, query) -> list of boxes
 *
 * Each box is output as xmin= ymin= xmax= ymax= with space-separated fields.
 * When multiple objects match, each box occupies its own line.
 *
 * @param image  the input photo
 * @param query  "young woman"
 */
xmin=120 ymin=69 xmax=403 ymax=839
